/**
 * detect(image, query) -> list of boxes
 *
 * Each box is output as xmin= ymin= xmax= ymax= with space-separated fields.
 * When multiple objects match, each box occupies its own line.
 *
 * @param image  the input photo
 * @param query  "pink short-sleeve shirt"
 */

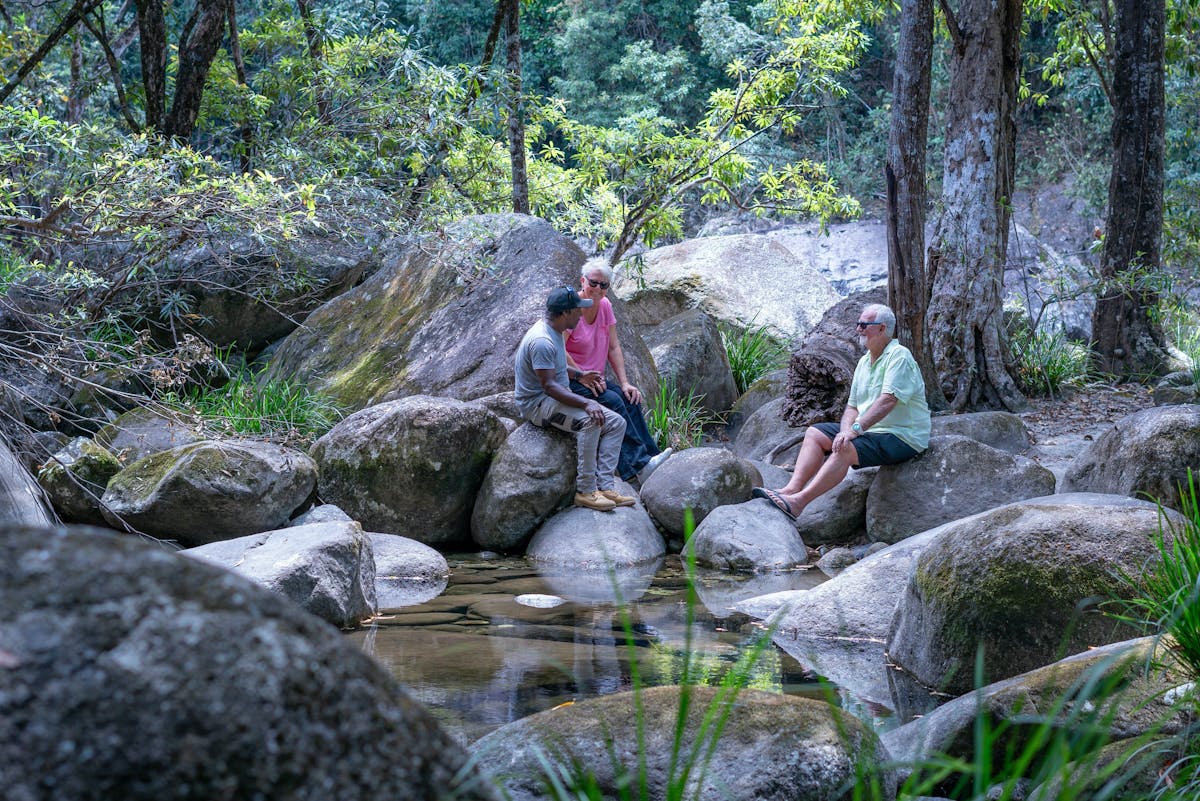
xmin=565 ymin=297 xmax=616 ymax=374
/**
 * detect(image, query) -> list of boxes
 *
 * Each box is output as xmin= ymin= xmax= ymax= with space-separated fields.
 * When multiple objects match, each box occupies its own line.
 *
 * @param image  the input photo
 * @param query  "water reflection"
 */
xmin=347 ymin=554 xmax=836 ymax=745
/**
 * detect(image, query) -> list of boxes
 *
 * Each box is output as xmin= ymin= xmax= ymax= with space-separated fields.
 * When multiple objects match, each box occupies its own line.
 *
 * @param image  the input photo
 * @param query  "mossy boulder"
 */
xmin=264 ymin=214 xmax=657 ymax=411
xmin=37 ymin=437 xmax=122 ymax=525
xmin=310 ymin=395 xmax=507 ymax=545
xmin=886 ymin=493 xmax=1177 ymax=700
xmin=101 ymin=440 xmax=317 ymax=544
xmin=883 ymin=637 xmax=1195 ymax=786
xmin=94 ymin=406 xmax=204 ymax=465
xmin=473 ymin=685 xmax=895 ymax=801
xmin=0 ymin=524 xmax=496 ymax=801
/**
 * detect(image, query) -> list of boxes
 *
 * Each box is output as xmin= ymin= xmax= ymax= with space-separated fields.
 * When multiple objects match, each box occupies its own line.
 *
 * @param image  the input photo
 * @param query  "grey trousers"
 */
xmin=529 ymin=396 xmax=626 ymax=493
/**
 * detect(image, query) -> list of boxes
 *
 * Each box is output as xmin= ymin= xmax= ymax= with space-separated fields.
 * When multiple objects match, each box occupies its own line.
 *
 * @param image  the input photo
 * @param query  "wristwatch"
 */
xmin=851 ymin=421 xmax=863 ymax=434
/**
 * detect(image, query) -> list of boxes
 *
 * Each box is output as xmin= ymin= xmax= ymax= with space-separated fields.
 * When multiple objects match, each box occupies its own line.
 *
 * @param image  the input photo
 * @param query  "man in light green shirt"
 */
xmin=754 ymin=303 xmax=930 ymax=521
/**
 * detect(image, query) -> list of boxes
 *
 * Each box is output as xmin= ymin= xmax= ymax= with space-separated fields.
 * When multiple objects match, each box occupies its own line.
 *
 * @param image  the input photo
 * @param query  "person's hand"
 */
xmin=584 ymin=399 xmax=607 ymax=424
xmin=621 ymin=382 xmax=642 ymax=405
xmin=580 ymin=370 xmax=605 ymax=394
xmin=833 ymin=430 xmax=856 ymax=453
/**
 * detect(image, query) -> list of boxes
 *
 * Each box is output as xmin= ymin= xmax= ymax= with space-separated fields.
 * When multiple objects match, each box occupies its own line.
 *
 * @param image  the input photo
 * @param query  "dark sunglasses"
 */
xmin=855 ymin=320 xmax=881 ymax=329
xmin=586 ymin=278 xmax=610 ymax=290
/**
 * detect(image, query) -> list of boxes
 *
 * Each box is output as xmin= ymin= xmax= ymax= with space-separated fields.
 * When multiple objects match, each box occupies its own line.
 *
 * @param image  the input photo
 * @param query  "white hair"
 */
xmin=864 ymin=303 xmax=897 ymax=336
xmin=581 ymin=257 xmax=614 ymax=284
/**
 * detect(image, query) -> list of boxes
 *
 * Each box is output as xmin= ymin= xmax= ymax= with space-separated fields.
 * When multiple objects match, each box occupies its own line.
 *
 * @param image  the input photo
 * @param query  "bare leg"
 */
xmin=777 ymin=441 xmax=860 ymax=515
xmin=779 ymin=426 xmax=834 ymax=494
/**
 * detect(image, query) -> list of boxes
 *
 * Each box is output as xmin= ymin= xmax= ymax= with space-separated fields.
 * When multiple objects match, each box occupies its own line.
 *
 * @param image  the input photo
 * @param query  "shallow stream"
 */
xmin=345 ymin=554 xmax=894 ymax=746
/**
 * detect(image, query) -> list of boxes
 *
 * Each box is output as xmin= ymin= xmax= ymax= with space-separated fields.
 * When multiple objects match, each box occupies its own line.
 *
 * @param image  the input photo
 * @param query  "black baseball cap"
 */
xmin=546 ymin=286 xmax=593 ymax=313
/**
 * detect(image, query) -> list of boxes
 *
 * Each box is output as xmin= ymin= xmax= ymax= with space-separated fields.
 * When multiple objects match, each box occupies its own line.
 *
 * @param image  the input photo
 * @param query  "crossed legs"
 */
xmin=773 ymin=425 xmax=859 ymax=516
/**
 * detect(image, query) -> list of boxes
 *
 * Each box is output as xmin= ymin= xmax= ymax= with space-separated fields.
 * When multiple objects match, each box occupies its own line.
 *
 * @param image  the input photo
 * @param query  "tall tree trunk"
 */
xmin=926 ymin=0 xmax=1025 ymax=411
xmin=1092 ymin=0 xmax=1167 ymax=378
xmin=295 ymin=0 xmax=331 ymax=125
xmin=67 ymin=31 xmax=85 ymax=123
xmin=227 ymin=1 xmax=253 ymax=172
xmin=886 ymin=0 xmax=942 ymax=408
xmin=505 ymin=0 xmax=529 ymax=214
xmin=133 ymin=0 xmax=167 ymax=131
xmin=165 ymin=0 xmax=230 ymax=140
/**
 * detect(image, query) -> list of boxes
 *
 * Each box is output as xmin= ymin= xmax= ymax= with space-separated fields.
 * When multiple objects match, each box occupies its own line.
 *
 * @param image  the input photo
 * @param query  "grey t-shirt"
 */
xmin=514 ymin=319 xmax=567 ymax=419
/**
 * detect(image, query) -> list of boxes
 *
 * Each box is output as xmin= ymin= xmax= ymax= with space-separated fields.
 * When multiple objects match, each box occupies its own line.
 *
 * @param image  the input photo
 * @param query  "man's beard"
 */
xmin=858 ymin=334 xmax=867 ymax=348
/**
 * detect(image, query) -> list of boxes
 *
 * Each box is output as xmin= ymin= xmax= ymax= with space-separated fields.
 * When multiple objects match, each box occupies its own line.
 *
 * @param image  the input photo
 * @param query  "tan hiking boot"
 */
xmin=600 ymin=489 xmax=636 ymax=508
xmin=574 ymin=491 xmax=617 ymax=511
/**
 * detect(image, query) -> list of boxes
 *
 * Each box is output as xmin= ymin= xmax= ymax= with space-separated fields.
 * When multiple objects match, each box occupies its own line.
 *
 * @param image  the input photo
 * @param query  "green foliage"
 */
xmin=1006 ymin=315 xmax=1091 ymax=397
xmin=719 ymin=319 xmax=789 ymax=395
xmin=647 ymin=379 xmax=721 ymax=452
xmin=1119 ymin=470 xmax=1200 ymax=683
xmin=164 ymin=369 xmax=343 ymax=443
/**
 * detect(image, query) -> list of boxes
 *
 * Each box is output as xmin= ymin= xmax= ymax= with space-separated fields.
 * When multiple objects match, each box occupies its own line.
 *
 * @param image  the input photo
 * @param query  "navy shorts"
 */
xmin=812 ymin=422 xmax=921 ymax=468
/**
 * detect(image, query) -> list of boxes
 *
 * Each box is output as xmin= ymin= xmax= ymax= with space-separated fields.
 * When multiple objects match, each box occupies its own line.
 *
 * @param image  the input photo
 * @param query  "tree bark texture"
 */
xmin=925 ymin=0 xmax=1025 ymax=411
xmin=165 ymin=0 xmax=230 ymax=140
xmin=886 ymin=0 xmax=942 ymax=409
xmin=783 ymin=287 xmax=888 ymax=428
xmin=505 ymin=0 xmax=529 ymax=214
xmin=133 ymin=0 xmax=167 ymax=131
xmin=1092 ymin=0 xmax=1167 ymax=379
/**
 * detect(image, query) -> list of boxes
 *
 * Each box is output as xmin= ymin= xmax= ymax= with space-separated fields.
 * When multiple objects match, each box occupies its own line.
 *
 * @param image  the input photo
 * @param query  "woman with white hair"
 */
xmin=565 ymin=259 xmax=671 ymax=484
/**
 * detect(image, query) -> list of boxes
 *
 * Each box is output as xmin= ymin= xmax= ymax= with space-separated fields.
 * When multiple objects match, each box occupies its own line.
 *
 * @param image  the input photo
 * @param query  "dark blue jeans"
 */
xmin=570 ymin=380 xmax=661 ymax=480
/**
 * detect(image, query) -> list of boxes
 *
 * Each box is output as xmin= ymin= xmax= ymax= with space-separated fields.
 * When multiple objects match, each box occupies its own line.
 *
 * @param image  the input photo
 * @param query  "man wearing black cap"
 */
xmin=515 ymin=286 xmax=634 ymax=511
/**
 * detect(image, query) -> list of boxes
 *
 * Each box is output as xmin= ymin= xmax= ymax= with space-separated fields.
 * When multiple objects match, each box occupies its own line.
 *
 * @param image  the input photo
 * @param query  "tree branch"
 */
xmin=938 ymin=0 xmax=966 ymax=53
xmin=0 ymin=0 xmax=103 ymax=104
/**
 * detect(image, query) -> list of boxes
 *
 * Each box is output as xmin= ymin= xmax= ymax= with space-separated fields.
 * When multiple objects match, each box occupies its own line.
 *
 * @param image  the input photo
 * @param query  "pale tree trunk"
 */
xmin=885 ymin=0 xmax=942 ymax=408
xmin=926 ymin=0 xmax=1025 ymax=411
xmin=67 ymin=31 xmax=85 ymax=123
xmin=1092 ymin=0 xmax=1167 ymax=378
xmin=504 ymin=0 xmax=529 ymax=214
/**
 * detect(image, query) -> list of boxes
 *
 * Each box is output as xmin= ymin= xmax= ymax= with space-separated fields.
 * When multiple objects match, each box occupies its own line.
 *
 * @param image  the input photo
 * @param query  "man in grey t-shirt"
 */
xmin=515 ymin=287 xmax=632 ymax=512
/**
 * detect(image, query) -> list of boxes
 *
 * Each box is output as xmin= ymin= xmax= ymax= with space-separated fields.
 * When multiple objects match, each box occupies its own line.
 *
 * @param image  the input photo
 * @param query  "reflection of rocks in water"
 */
xmin=376 ymin=574 xmax=448 ymax=613
xmin=693 ymin=565 xmax=826 ymax=618
xmin=886 ymin=658 xmax=957 ymax=724
xmin=536 ymin=558 xmax=662 ymax=604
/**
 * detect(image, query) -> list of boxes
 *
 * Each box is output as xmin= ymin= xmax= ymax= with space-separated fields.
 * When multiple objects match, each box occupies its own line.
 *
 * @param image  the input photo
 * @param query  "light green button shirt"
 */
xmin=848 ymin=339 xmax=930 ymax=451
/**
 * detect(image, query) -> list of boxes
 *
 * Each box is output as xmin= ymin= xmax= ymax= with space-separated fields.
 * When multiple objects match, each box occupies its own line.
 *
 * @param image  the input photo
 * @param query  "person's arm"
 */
xmin=536 ymin=367 xmax=605 ymax=422
xmin=835 ymin=394 xmax=898 ymax=454
xmin=606 ymin=324 xmax=641 ymax=405
xmin=832 ymin=405 xmax=859 ymax=453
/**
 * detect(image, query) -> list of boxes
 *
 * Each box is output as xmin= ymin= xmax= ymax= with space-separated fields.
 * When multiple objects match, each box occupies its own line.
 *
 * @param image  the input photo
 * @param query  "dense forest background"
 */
xmin=1 ymin=0 xmax=1198 ymax=426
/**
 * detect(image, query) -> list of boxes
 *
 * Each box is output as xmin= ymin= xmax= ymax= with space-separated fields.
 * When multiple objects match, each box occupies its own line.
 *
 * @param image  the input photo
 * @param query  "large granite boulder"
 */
xmin=866 ymin=435 xmax=1056 ymax=544
xmin=726 ymin=367 xmax=788 ymax=440
xmin=471 ymin=423 xmax=576 ymax=552
xmin=368 ymin=532 xmax=449 ymax=612
xmin=184 ymin=521 xmax=377 ymax=628
xmin=886 ymin=494 xmax=1175 ymax=700
xmin=36 ymin=437 xmax=121 ymax=525
xmin=929 ymin=410 xmax=1032 ymax=454
xmin=0 ymin=436 xmax=56 ymax=526
xmin=0 ymin=524 xmax=497 ymax=801
xmin=689 ymin=500 xmax=808 ymax=572
xmin=731 ymin=397 xmax=801 ymax=466
xmin=265 ymin=214 xmax=656 ymax=411
xmin=642 ymin=308 xmax=738 ymax=416
xmin=796 ymin=466 xmax=875 ymax=545
xmin=736 ymin=529 xmax=939 ymax=710
xmin=101 ymin=440 xmax=317 ymax=544
xmin=612 ymin=233 xmax=840 ymax=340
xmin=473 ymin=685 xmax=895 ymax=801
xmin=310 ymin=396 xmax=507 ymax=545
xmin=882 ymin=638 xmax=1194 ymax=774
xmin=1061 ymin=404 xmax=1200 ymax=511
xmin=640 ymin=447 xmax=760 ymax=537
xmin=526 ymin=500 xmax=665 ymax=569
xmin=93 ymin=406 xmax=205 ymax=464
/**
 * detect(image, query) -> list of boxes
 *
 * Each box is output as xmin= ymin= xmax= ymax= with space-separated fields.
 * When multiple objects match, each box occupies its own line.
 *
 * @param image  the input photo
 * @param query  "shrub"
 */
xmin=1007 ymin=316 xmax=1091 ymax=396
xmin=647 ymin=379 xmax=721 ymax=452
xmin=720 ymin=320 xmax=789 ymax=395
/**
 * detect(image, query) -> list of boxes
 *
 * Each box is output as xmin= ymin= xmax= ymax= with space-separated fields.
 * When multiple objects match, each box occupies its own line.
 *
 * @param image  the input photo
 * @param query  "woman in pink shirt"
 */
xmin=565 ymin=259 xmax=671 ymax=484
